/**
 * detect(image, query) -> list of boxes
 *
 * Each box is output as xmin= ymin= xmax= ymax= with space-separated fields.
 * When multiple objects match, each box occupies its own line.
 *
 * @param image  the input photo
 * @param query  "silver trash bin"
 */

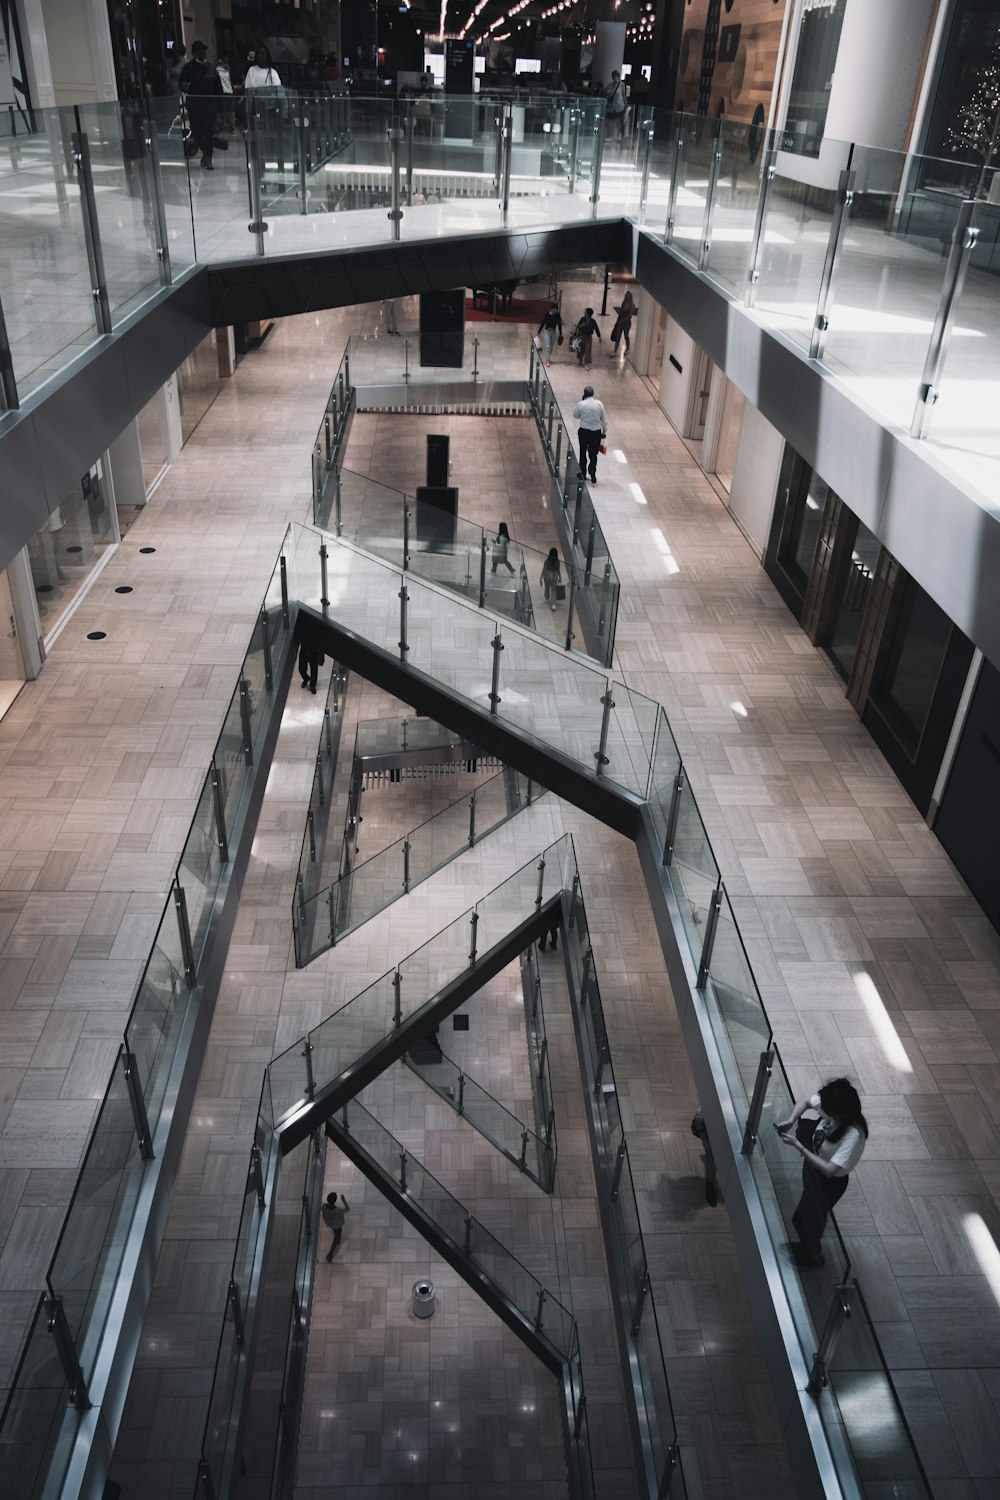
xmin=411 ymin=1279 xmax=436 ymax=1319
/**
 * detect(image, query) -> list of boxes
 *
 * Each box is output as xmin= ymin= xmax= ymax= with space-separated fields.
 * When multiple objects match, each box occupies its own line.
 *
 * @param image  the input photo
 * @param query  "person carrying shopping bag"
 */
xmin=540 ymin=548 xmax=562 ymax=610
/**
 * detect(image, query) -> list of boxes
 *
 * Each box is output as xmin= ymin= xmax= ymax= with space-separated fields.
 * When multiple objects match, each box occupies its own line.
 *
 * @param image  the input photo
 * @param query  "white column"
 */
xmin=24 ymin=0 xmax=119 ymax=105
xmin=15 ymin=0 xmax=56 ymax=108
xmin=592 ymin=21 xmax=625 ymax=91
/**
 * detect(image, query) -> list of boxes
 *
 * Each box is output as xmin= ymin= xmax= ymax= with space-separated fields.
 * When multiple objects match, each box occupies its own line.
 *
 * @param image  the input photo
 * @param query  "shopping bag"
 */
xmin=532 ymin=333 xmax=543 ymax=351
xmin=555 ymin=582 xmax=567 ymax=601
xmin=568 ymin=334 xmax=581 ymax=354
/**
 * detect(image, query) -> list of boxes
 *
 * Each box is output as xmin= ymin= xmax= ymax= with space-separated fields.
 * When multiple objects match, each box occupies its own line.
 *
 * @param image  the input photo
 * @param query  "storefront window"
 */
xmin=783 ymin=459 xmax=827 ymax=592
xmin=826 ymin=519 xmax=880 ymax=682
xmin=782 ymin=0 xmax=847 ymax=158
xmin=715 ymin=382 xmax=745 ymax=492
xmin=177 ymin=332 xmax=221 ymax=444
xmin=138 ymin=390 xmax=170 ymax=492
xmin=28 ymin=465 xmax=117 ymax=637
xmin=871 ymin=579 xmax=953 ymax=757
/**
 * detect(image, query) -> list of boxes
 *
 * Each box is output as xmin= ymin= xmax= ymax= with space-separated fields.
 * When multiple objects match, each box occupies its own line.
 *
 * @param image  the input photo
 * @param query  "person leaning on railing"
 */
xmin=777 ymin=1078 xmax=868 ymax=1269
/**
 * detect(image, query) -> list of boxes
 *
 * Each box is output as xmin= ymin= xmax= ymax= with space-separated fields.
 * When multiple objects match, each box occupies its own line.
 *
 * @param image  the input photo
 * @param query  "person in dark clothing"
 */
xmin=610 ymin=289 xmax=636 ymax=355
xmin=778 ymin=1078 xmax=868 ymax=1268
xmin=537 ymin=303 xmax=563 ymax=365
xmin=179 ymin=41 xmax=223 ymax=170
xmin=538 ymin=916 xmax=559 ymax=952
xmin=298 ymin=638 xmax=324 ymax=693
xmin=574 ymin=307 xmax=601 ymax=368
xmin=322 ymin=1191 xmax=350 ymax=1259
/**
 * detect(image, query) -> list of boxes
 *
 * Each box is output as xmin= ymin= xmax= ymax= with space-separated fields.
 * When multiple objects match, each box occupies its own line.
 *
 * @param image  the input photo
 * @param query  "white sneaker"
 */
xmin=551 ymin=603 xmax=556 ymax=611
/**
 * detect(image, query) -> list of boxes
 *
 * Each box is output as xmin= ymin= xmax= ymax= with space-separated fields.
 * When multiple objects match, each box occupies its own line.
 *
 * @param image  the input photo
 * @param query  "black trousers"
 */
xmin=325 ymin=1227 xmax=342 ymax=1257
xmin=187 ymin=103 xmax=216 ymax=162
xmin=578 ymin=427 xmax=602 ymax=479
xmin=298 ymin=642 xmax=319 ymax=690
xmin=791 ymin=1119 xmax=849 ymax=1259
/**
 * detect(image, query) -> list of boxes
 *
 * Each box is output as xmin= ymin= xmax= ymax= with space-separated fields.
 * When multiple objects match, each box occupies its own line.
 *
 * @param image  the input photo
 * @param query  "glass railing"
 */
xmin=283 ymin=520 xmax=655 ymax=797
xmin=289 ymin=662 xmax=349 ymax=965
xmin=296 ymin=761 xmax=539 ymax=965
xmin=278 ymin=835 xmax=576 ymax=1121
xmin=402 ymin=942 xmax=556 ymax=1193
xmin=346 ymin=326 xmax=532 ymax=390
xmin=0 ymin=543 xmax=293 ymax=1497
xmin=641 ymin=704 xmax=932 ymax=1498
xmin=313 ymin=373 xmax=616 ymax=666
xmin=198 ymin=839 xmax=594 ymax=1500
xmin=310 ymin=342 xmax=354 ymax=528
xmin=527 ymin=351 xmax=621 ymax=668
xmin=4 ymin=93 xmax=997 ymax=467
xmin=563 ymin=852 xmax=686 ymax=1500
xmin=334 ymin=1090 xmax=595 ymax=1497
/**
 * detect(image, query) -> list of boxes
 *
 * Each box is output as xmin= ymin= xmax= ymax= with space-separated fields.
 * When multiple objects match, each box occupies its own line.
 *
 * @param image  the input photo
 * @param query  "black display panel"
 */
xmin=419 ymin=290 xmax=465 ymax=368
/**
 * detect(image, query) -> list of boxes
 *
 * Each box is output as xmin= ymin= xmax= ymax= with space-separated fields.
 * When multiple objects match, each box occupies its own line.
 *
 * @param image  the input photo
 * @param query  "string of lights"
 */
xmin=432 ymin=0 xmax=656 ymax=50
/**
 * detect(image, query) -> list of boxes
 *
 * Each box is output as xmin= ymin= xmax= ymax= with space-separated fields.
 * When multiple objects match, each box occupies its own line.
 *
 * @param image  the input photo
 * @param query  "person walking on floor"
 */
xmin=384 ymin=297 xmax=399 ymax=335
xmin=298 ymin=638 xmax=324 ymax=694
xmin=179 ymin=41 xmax=223 ymax=170
xmin=574 ymin=307 xmax=601 ymax=369
xmin=572 ymin=384 xmax=607 ymax=484
xmin=537 ymin=302 xmax=563 ymax=366
xmin=540 ymin=548 xmax=562 ymax=610
xmin=244 ymin=45 xmax=282 ymax=91
xmin=491 ymin=522 xmax=515 ymax=574
xmin=538 ymin=916 xmax=559 ymax=952
xmin=606 ymin=70 xmax=627 ymax=141
xmin=610 ymin=289 xmax=636 ymax=355
xmin=322 ymin=1191 xmax=350 ymax=1259
xmin=777 ymin=1078 xmax=868 ymax=1268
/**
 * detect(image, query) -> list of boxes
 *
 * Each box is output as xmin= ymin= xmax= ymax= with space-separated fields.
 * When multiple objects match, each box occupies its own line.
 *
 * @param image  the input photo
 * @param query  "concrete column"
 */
xmin=592 ymin=21 xmax=625 ymax=90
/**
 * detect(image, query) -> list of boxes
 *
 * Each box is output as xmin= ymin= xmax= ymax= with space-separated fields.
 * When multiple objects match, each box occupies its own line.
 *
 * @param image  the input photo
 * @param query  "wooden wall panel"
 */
xmin=675 ymin=0 xmax=789 ymax=123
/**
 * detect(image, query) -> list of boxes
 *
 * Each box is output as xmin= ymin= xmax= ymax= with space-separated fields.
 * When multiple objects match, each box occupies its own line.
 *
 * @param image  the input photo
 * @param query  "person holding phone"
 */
xmin=776 ymin=1078 xmax=868 ymax=1268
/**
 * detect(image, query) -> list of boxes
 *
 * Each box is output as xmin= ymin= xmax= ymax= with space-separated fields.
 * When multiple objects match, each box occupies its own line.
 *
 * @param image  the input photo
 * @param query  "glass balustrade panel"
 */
xmin=704 ymin=887 xmax=773 ymax=1116
xmin=0 ymin=108 xmax=104 ymax=398
xmin=670 ymin=117 xmax=717 ymax=264
xmin=752 ymin=147 xmax=844 ymax=353
xmin=704 ymin=119 xmax=778 ymax=297
xmin=75 ymin=103 xmax=164 ymax=325
xmin=909 ymin=169 xmax=1000 ymax=468
xmin=822 ymin=144 xmax=976 ymax=434
xmin=46 ymin=1051 xmax=147 ymax=1362
xmin=126 ymin=914 xmax=190 ymax=1131
xmin=669 ymin=777 xmax=720 ymax=964
xmin=0 ymin=1297 xmax=75 ymax=1500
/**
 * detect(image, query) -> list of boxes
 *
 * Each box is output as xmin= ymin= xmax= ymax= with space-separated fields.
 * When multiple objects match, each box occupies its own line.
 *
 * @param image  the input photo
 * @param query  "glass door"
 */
xmin=825 ymin=518 xmax=881 ymax=682
xmin=28 ymin=462 xmax=118 ymax=641
xmin=0 ymin=569 xmax=26 ymax=722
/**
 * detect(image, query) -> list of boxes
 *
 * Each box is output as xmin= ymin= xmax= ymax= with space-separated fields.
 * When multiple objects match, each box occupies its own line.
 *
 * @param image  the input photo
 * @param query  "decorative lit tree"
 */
xmin=947 ymin=48 xmax=1000 ymax=195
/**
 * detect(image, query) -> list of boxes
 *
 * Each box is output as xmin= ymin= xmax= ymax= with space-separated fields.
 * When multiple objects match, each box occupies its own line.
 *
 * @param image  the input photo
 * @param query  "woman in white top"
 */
xmin=777 ymin=1077 xmax=868 ymax=1268
xmin=244 ymin=46 xmax=282 ymax=90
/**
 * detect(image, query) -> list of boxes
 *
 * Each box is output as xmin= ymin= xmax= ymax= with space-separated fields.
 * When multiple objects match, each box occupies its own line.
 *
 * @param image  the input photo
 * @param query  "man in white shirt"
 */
xmin=572 ymin=385 xmax=607 ymax=484
xmin=606 ymin=70 xmax=627 ymax=141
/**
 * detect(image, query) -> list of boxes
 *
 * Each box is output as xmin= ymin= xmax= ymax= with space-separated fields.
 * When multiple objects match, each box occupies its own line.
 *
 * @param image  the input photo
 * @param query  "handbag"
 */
xmin=555 ymin=582 xmax=566 ymax=601
xmin=568 ymin=333 xmax=581 ymax=353
xmin=213 ymin=134 xmax=230 ymax=150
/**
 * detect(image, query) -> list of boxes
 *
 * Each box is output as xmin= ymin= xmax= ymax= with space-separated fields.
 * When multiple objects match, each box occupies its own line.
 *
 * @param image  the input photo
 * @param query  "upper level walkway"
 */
xmin=2 ymin=95 xmax=999 ymax=512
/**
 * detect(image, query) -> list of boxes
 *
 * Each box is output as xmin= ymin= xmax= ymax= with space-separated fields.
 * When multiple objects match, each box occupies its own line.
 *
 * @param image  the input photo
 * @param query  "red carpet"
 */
xmin=464 ymin=296 xmax=551 ymax=324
